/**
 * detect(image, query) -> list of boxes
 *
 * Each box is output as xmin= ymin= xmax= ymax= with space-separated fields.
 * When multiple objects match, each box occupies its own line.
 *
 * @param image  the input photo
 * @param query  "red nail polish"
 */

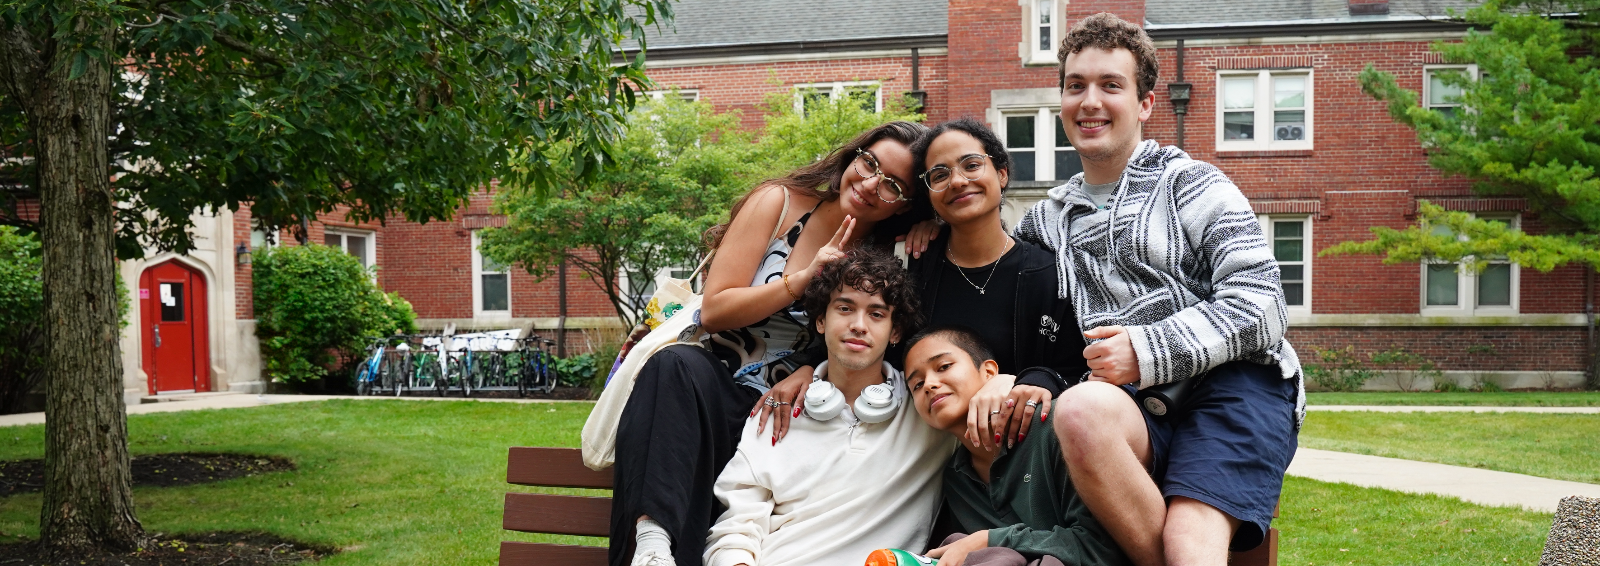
xmin=1019 ymin=432 xmax=1026 ymax=442
xmin=771 ymin=436 xmax=776 ymax=446
xmin=794 ymin=407 xmax=802 ymax=418
xmin=994 ymin=433 xmax=1001 ymax=444
xmin=1041 ymin=412 xmax=1047 ymax=423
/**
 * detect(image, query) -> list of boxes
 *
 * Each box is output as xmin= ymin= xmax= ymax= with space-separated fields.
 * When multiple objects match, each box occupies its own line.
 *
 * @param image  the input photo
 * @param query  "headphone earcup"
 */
xmin=853 ymin=382 xmax=898 ymax=424
xmin=805 ymin=381 xmax=846 ymax=421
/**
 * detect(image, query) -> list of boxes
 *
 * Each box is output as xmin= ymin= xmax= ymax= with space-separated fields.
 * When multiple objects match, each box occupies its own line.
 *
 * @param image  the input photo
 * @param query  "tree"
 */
xmin=253 ymin=244 xmax=417 ymax=386
xmin=0 ymin=0 xmax=670 ymax=555
xmin=479 ymin=91 xmax=924 ymax=330
xmin=1330 ymin=1 xmax=1600 ymax=270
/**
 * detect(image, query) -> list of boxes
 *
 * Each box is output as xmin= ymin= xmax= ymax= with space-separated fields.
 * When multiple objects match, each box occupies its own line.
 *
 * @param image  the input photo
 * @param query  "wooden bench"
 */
xmin=499 ymin=447 xmax=1278 ymax=566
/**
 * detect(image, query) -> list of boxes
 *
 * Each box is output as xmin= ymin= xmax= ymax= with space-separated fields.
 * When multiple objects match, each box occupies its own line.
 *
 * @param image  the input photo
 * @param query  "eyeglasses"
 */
xmin=852 ymin=148 xmax=911 ymax=204
xmin=920 ymin=154 xmax=991 ymax=193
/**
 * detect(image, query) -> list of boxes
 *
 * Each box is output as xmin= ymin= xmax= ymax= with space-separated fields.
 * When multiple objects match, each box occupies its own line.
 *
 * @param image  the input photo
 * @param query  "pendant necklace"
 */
xmin=949 ymin=236 xmax=1012 ymax=295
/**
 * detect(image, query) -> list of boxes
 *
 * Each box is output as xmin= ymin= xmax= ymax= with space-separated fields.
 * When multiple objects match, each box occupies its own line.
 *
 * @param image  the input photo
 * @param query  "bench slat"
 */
xmin=1227 ymin=528 xmax=1278 ymax=566
xmin=504 ymin=492 xmax=612 ymax=537
xmin=507 ymin=447 xmax=613 ymax=489
xmin=499 ymin=541 xmax=608 ymax=566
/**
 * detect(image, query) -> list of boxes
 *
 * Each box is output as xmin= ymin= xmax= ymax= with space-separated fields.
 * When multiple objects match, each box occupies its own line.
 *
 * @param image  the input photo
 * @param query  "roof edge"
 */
xmin=1145 ymin=16 xmax=1475 ymax=40
xmin=620 ymin=34 xmax=948 ymax=60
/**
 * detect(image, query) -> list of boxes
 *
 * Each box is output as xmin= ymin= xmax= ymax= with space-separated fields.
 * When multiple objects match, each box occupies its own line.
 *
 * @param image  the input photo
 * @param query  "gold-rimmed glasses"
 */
xmin=853 ymin=148 xmax=911 ymax=203
xmin=920 ymin=153 xmax=991 ymax=193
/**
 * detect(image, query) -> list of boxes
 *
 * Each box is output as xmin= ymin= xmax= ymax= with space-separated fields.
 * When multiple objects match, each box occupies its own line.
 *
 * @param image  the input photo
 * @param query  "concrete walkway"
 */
xmin=1308 ymin=405 xmax=1600 ymax=414
xmin=1287 ymin=448 xmax=1599 ymax=513
xmin=0 ymin=392 xmax=581 ymax=428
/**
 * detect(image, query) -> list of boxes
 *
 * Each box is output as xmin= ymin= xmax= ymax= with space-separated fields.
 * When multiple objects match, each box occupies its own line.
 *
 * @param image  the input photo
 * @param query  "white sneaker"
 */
xmin=631 ymin=550 xmax=677 ymax=566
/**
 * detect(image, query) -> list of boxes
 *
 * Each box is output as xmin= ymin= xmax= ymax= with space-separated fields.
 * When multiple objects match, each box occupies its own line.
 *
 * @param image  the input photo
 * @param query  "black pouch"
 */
xmin=1135 ymin=376 xmax=1201 ymax=421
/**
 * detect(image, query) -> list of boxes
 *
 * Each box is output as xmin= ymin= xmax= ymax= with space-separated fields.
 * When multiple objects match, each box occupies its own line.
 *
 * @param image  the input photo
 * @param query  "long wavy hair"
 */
xmin=704 ymin=120 xmax=931 ymax=250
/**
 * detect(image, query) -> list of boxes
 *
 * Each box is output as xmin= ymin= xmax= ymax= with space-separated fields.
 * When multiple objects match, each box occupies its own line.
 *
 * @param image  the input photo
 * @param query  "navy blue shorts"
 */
xmin=1127 ymin=361 xmax=1299 ymax=552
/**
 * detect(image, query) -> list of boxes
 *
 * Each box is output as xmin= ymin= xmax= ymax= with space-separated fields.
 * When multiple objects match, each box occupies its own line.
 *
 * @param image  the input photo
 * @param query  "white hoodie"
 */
xmin=704 ymin=362 xmax=955 ymax=566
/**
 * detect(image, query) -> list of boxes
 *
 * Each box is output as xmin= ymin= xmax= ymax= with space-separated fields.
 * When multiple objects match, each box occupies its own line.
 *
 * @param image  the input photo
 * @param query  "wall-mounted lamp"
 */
xmin=1168 ymin=82 xmax=1193 ymax=115
xmin=235 ymin=243 xmax=253 ymax=266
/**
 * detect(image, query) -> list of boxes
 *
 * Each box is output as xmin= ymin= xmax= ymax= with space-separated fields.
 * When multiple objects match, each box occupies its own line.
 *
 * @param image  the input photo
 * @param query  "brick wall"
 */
xmin=1290 ymin=326 xmax=1588 ymax=372
xmin=647 ymin=53 xmax=950 ymax=128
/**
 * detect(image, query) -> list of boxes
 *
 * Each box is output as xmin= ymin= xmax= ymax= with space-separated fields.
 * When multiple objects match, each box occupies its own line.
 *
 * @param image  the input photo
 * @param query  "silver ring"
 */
xmin=989 ymin=409 xmax=1002 ymax=415
xmin=765 ymin=398 xmax=779 ymax=408
xmin=1025 ymin=400 xmax=1040 ymax=409
xmin=776 ymin=401 xmax=791 ymax=406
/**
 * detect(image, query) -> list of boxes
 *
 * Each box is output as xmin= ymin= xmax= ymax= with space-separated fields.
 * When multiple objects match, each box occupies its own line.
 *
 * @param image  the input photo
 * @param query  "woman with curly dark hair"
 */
xmin=612 ymin=121 xmax=929 ymax=566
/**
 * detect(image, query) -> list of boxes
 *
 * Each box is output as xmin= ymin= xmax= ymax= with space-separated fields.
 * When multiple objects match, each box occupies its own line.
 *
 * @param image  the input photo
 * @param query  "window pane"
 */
xmin=1038 ymin=0 xmax=1051 ymax=24
xmin=1040 ymin=26 xmax=1052 ymax=51
xmin=1279 ymin=264 xmax=1303 ymax=282
xmin=1274 ymin=238 xmax=1303 ymax=262
xmin=1006 ymin=115 xmax=1035 ymax=149
xmin=1432 ymin=105 xmax=1458 ymax=118
xmin=1223 ymin=112 xmax=1254 ymax=140
xmin=1011 ymin=151 xmax=1036 ymax=182
xmin=1273 ymin=220 xmax=1303 ymax=239
xmin=481 ymin=273 xmax=508 ymax=311
xmin=1478 ymin=264 xmax=1512 ymax=306
xmin=1273 ymin=76 xmax=1305 ymax=108
xmin=1426 ymin=264 xmax=1459 ymax=306
xmin=1054 ymin=150 xmax=1083 ymax=180
xmin=1282 ymin=282 xmax=1304 ymax=306
xmin=324 ymin=234 xmax=341 ymax=248
xmin=160 ymin=283 xmax=184 ymax=322
xmin=800 ymin=89 xmax=829 ymax=115
xmin=481 ymin=250 xmax=506 ymax=273
xmin=1273 ymin=111 xmax=1306 ymax=141
xmin=1223 ymin=78 xmax=1255 ymax=110
xmin=843 ymin=86 xmax=878 ymax=113
xmin=251 ymin=229 xmax=269 ymax=249
xmin=1428 ymin=72 xmax=1465 ymax=106
xmin=1054 ymin=114 xmax=1072 ymax=148
xmin=348 ymin=235 xmax=368 ymax=266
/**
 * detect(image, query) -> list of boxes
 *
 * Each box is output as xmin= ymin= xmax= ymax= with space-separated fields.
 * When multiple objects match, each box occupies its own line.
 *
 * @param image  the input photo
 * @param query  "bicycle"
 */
xmin=516 ymin=336 xmax=560 ymax=396
xmin=354 ymin=338 xmax=389 ymax=396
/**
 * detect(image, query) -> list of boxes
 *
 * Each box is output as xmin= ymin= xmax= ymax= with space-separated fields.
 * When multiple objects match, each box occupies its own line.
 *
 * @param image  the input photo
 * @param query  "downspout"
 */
xmin=1588 ymin=269 xmax=1595 ymax=389
xmin=557 ymin=258 xmax=568 ymax=358
xmin=1174 ymin=39 xmax=1187 ymax=150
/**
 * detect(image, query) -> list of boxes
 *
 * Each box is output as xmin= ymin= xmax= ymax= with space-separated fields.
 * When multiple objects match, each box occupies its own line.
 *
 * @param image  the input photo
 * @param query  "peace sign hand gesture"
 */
xmin=806 ymin=215 xmax=856 ymax=274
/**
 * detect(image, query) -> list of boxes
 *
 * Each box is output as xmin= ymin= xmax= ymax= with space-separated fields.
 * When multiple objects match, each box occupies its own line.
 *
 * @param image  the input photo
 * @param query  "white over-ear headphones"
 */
xmin=803 ymin=361 xmax=902 ymax=424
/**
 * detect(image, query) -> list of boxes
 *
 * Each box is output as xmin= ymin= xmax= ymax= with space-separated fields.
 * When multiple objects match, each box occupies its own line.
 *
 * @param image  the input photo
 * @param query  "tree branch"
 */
xmin=0 ymin=25 xmax=43 ymax=106
xmin=154 ymin=7 xmax=286 ymax=69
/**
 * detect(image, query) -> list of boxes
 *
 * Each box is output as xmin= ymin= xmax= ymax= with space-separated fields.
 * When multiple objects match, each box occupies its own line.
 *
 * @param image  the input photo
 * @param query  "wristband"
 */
xmin=782 ymin=273 xmax=801 ymax=300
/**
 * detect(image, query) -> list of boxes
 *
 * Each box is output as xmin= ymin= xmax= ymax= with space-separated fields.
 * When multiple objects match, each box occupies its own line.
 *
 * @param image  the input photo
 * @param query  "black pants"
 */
xmin=609 ymin=345 xmax=761 ymax=566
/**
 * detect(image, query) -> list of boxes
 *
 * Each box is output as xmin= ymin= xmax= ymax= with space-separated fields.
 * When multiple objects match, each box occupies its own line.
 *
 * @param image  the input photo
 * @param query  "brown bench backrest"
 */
xmin=499 ymin=446 xmax=1277 ymax=566
xmin=500 ymin=447 xmax=613 ymax=566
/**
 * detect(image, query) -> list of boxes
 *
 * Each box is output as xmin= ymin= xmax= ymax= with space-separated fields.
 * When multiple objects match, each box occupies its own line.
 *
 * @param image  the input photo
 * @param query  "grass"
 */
xmin=1301 ymin=411 xmax=1600 ymax=484
xmin=0 ymin=400 xmax=1557 ymax=564
xmin=1307 ymin=391 xmax=1600 ymax=407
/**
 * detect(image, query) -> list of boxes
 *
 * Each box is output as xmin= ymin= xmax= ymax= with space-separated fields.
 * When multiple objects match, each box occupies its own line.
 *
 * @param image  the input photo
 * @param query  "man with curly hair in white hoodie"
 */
xmin=703 ymin=247 xmax=954 ymax=566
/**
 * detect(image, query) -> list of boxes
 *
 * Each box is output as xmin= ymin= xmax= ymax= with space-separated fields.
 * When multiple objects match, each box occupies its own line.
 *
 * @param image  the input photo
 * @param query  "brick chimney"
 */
xmin=1349 ymin=0 xmax=1390 ymax=16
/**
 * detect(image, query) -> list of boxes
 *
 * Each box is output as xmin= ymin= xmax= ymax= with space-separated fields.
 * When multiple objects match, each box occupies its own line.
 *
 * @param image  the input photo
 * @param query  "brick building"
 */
xmin=117 ymin=0 xmax=1592 ymax=399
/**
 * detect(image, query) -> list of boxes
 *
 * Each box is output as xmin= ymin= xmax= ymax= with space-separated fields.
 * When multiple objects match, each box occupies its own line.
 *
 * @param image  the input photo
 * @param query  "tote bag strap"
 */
xmin=691 ymin=187 xmax=792 ymax=281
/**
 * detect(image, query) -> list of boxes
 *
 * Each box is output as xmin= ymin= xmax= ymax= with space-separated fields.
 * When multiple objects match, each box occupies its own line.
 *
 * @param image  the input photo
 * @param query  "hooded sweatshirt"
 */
xmin=1014 ymin=139 xmax=1305 ymax=425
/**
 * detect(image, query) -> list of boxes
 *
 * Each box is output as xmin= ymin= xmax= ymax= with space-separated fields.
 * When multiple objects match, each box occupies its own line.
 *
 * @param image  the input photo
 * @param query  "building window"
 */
xmin=1421 ymin=214 xmax=1518 ymax=315
xmin=794 ymin=81 xmax=881 ymax=116
xmin=1001 ymin=109 xmax=1081 ymax=182
xmin=1258 ymin=215 xmax=1312 ymax=312
xmin=472 ymin=231 xmax=510 ymax=316
xmin=1025 ymin=0 xmax=1060 ymax=64
xmin=1424 ymin=65 xmax=1479 ymax=118
xmin=323 ymin=229 xmax=374 ymax=268
xmin=1217 ymin=70 xmax=1313 ymax=151
xmin=250 ymin=228 xmax=277 ymax=250
xmin=644 ymin=89 xmax=700 ymax=102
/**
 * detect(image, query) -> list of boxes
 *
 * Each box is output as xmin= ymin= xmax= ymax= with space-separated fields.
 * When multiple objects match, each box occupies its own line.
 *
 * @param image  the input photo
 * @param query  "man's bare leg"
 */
xmin=1164 ymin=497 xmax=1239 ymax=566
xmin=1053 ymin=382 xmax=1167 ymax=566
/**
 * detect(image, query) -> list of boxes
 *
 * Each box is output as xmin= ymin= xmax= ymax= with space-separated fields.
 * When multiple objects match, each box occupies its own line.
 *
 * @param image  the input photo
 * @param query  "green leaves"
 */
xmin=1346 ymin=1 xmax=1600 ymax=270
xmin=252 ymin=244 xmax=418 ymax=384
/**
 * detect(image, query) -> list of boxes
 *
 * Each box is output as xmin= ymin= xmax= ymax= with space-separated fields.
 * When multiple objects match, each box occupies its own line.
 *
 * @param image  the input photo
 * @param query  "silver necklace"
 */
xmin=948 ymin=237 xmax=1012 ymax=295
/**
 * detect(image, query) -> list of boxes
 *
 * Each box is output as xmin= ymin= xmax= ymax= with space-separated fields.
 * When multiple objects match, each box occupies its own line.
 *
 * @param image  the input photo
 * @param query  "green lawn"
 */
xmin=1307 ymin=391 xmax=1600 ymax=406
xmin=1301 ymin=411 xmax=1600 ymax=484
xmin=0 ymin=400 xmax=1556 ymax=564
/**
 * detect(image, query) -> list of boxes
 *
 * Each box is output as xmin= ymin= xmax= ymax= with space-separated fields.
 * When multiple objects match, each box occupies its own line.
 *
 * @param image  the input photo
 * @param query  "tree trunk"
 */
xmin=26 ymin=21 xmax=146 ymax=556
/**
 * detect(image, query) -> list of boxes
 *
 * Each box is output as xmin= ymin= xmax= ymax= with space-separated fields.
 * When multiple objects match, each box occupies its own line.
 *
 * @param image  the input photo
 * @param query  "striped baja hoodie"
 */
xmin=1015 ymin=139 xmax=1305 ymax=425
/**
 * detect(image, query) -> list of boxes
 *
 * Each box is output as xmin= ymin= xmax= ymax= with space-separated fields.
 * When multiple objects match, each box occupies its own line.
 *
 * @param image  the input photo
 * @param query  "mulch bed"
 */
xmin=0 ymin=531 xmax=329 ymax=565
xmin=0 ymin=453 xmax=295 ymax=497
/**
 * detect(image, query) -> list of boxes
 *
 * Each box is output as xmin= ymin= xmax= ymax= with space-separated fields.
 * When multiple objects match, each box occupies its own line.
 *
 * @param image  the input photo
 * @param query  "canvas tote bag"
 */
xmin=580 ymin=190 xmax=791 ymax=470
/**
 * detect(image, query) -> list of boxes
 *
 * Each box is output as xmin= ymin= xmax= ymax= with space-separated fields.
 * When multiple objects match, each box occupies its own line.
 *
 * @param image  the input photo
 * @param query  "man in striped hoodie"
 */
xmin=1013 ymin=13 xmax=1303 ymax=566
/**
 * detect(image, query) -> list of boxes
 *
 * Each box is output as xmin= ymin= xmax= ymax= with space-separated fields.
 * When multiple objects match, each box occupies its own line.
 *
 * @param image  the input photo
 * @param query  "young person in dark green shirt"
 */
xmin=904 ymin=325 xmax=1131 ymax=566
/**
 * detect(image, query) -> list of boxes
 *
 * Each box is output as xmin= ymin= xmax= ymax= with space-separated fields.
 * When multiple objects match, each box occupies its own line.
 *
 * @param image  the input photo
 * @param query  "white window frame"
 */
xmin=1022 ymin=0 xmax=1061 ymax=65
xmin=323 ymin=228 xmax=375 ymax=268
xmin=1423 ymin=64 xmax=1479 ymax=116
xmin=1216 ymin=70 xmax=1314 ymax=152
xmin=998 ymin=108 xmax=1080 ymax=182
xmin=644 ymin=89 xmax=700 ymax=102
xmin=250 ymin=227 xmax=278 ymax=250
xmin=1420 ymin=213 xmax=1519 ymax=316
xmin=793 ymin=81 xmax=883 ymax=115
xmin=472 ymin=231 xmax=511 ymax=318
xmin=1257 ymin=215 xmax=1313 ymax=316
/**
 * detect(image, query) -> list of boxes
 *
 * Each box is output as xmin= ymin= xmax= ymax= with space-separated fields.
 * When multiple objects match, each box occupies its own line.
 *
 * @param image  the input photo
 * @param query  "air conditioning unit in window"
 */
xmin=1275 ymin=123 xmax=1305 ymax=141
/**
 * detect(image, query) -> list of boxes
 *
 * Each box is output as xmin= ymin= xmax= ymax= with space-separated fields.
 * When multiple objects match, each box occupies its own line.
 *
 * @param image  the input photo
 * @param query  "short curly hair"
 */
xmin=1057 ymin=12 xmax=1159 ymax=100
xmin=802 ymin=247 xmax=921 ymax=341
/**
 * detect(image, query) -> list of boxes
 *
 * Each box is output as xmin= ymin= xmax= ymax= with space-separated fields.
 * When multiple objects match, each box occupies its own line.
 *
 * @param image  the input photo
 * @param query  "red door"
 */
xmin=140 ymin=261 xmax=211 ymax=394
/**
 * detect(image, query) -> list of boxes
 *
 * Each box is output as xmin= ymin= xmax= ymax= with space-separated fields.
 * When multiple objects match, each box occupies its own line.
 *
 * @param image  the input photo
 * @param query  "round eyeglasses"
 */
xmin=852 ymin=148 xmax=911 ymax=204
xmin=920 ymin=154 xmax=992 ymax=193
